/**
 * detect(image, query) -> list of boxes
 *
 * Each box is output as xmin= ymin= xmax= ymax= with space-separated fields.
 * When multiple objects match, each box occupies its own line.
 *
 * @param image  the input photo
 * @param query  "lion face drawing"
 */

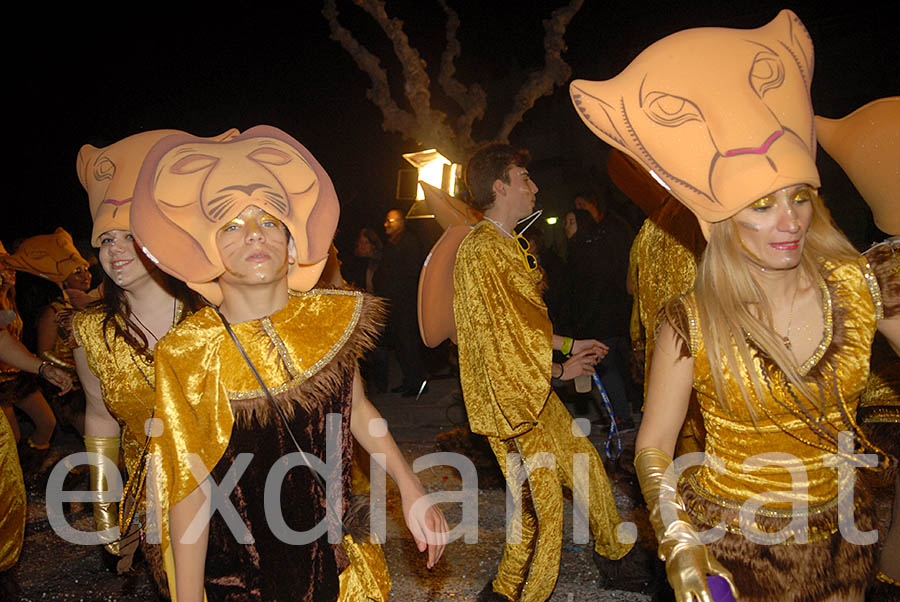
xmin=130 ymin=126 xmax=339 ymax=304
xmin=571 ymin=9 xmax=818 ymax=223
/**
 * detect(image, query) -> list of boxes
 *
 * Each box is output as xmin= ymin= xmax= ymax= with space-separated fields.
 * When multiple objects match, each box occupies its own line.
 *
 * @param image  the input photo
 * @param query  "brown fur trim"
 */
xmin=229 ymin=293 xmax=387 ymax=429
xmin=865 ymin=239 xmax=900 ymax=319
xmin=680 ymin=483 xmax=877 ymax=602
xmin=859 ymin=421 xmax=900 ymax=465
xmin=142 ymin=542 xmax=171 ymax=600
xmin=658 ymin=295 xmax=693 ymax=360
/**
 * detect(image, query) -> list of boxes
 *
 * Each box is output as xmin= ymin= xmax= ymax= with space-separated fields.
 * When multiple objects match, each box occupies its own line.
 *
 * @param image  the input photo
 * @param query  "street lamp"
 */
xmin=398 ymin=148 xmax=461 ymax=219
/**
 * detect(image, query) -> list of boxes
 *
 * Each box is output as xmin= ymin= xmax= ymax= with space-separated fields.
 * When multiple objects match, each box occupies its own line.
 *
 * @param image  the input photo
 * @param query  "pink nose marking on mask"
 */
xmin=101 ymin=197 xmax=132 ymax=207
xmin=724 ymin=131 xmax=783 ymax=157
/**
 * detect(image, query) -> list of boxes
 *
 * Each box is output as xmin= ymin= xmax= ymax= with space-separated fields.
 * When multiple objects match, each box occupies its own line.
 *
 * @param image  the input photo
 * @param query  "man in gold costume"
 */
xmin=453 ymin=143 xmax=634 ymax=602
xmin=130 ymin=126 xmax=448 ymax=602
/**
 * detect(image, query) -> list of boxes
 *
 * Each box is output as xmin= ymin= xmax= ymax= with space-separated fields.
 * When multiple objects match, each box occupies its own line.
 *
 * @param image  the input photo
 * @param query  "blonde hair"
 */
xmin=693 ymin=191 xmax=858 ymax=418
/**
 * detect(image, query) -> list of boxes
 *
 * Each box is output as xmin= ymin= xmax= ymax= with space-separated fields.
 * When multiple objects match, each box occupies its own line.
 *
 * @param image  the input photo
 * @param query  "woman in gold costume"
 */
xmin=72 ymin=228 xmax=196 ymax=579
xmin=72 ymin=130 xmax=203 ymax=588
xmin=130 ymin=126 xmax=448 ymax=602
xmin=569 ymin=11 xmax=900 ymax=602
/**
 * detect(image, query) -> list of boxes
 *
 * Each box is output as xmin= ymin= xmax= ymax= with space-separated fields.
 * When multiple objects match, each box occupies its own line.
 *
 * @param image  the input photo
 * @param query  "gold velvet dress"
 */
xmin=151 ymin=289 xmax=390 ymax=602
xmin=666 ymin=250 xmax=897 ymax=602
xmin=454 ymin=221 xmax=633 ymax=602
xmin=0 ymin=313 xmax=30 ymax=573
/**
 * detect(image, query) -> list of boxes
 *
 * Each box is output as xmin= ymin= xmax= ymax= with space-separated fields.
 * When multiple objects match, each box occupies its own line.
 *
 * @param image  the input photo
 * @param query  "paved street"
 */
xmin=10 ymin=372 xmax=653 ymax=601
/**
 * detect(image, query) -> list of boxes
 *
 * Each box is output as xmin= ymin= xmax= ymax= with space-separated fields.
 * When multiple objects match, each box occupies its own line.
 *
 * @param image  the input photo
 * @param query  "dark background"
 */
xmin=5 ymin=1 xmax=897 ymax=256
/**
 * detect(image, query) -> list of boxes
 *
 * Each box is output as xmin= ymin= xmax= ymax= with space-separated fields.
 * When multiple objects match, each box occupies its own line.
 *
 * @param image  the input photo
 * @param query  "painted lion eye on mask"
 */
xmin=643 ymin=92 xmax=702 ymax=127
xmin=750 ymin=51 xmax=785 ymax=97
xmin=93 ymin=157 xmax=116 ymax=182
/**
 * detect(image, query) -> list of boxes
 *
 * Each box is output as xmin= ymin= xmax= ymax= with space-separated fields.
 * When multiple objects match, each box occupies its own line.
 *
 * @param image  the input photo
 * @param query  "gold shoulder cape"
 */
xmin=150 ymin=289 xmax=384 ymax=592
xmin=453 ymin=221 xmax=553 ymax=439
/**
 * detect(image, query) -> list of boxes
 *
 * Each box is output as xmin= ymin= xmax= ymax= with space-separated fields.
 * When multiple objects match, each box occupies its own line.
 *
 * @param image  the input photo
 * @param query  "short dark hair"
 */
xmin=464 ymin=143 xmax=530 ymax=212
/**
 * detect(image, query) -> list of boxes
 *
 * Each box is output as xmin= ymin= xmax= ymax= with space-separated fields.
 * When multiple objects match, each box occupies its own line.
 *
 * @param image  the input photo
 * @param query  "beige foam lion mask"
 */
xmin=816 ymin=97 xmax=900 ymax=235
xmin=571 ymin=9 xmax=818 ymax=229
xmin=417 ymin=182 xmax=483 ymax=347
xmin=78 ymin=128 xmax=240 ymax=247
xmin=3 ymin=227 xmax=88 ymax=285
xmin=131 ymin=125 xmax=340 ymax=305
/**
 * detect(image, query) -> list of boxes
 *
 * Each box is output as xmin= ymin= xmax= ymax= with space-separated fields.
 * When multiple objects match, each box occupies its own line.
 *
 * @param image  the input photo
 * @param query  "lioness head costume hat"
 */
xmin=130 ymin=125 xmax=340 ymax=306
xmin=78 ymin=129 xmax=240 ymax=247
xmin=3 ymin=227 xmax=89 ymax=286
xmin=815 ymin=97 xmax=900 ymax=236
xmin=570 ymin=9 xmax=818 ymax=236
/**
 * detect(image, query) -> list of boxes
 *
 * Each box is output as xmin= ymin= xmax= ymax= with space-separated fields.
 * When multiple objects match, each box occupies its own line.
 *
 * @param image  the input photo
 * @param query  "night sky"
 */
xmin=6 ymin=1 xmax=897 ymax=255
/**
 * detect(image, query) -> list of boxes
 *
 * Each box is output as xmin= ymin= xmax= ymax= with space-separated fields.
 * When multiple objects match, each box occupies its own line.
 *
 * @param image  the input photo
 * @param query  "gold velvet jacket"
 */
xmin=453 ymin=221 xmax=553 ymax=440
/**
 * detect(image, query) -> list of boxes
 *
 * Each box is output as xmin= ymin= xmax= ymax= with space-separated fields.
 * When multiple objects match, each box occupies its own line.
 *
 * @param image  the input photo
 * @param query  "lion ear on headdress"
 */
xmin=816 ymin=97 xmax=900 ymax=235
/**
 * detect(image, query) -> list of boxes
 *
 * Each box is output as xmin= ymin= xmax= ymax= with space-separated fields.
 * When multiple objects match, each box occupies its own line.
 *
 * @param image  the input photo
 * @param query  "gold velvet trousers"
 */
xmin=486 ymin=394 xmax=632 ymax=602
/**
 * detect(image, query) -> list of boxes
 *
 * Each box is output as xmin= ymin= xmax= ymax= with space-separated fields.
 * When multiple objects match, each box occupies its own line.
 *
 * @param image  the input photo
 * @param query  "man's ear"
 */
xmin=491 ymin=178 xmax=506 ymax=200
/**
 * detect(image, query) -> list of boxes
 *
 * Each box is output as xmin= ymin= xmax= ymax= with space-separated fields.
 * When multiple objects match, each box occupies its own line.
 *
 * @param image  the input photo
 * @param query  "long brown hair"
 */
xmin=692 ymin=191 xmax=858 ymax=418
xmin=98 ymin=269 xmax=200 ymax=361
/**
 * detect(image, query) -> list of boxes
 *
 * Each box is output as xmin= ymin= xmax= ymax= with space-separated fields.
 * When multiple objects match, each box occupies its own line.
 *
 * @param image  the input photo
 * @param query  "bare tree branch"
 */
xmin=437 ymin=0 xmax=485 ymax=151
xmin=322 ymin=0 xmax=418 ymax=139
xmin=324 ymin=0 xmax=583 ymax=161
xmin=496 ymin=0 xmax=584 ymax=142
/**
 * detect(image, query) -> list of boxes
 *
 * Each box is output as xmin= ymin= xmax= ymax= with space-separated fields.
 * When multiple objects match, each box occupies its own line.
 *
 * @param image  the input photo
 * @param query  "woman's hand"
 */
xmin=560 ymin=348 xmax=602 ymax=380
xmin=40 ymin=363 xmax=73 ymax=394
xmin=571 ymin=338 xmax=608 ymax=359
xmin=399 ymin=476 xmax=449 ymax=569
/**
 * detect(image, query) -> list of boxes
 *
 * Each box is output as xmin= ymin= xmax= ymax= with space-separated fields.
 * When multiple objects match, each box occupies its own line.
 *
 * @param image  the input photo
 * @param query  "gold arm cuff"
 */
xmin=40 ymin=350 xmax=75 ymax=371
xmin=84 ymin=435 xmax=122 ymax=555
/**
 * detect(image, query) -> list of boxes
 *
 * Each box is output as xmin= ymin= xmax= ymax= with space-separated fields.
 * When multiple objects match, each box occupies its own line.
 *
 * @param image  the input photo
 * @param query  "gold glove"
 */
xmin=634 ymin=447 xmax=738 ymax=602
xmin=84 ymin=435 xmax=123 ymax=556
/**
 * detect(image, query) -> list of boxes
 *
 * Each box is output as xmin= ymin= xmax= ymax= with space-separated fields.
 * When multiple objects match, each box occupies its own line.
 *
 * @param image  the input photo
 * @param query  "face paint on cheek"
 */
xmin=737 ymin=220 xmax=762 ymax=231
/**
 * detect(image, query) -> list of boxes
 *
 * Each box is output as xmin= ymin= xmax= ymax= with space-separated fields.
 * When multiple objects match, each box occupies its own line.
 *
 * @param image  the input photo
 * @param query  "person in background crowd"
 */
xmin=561 ymin=209 xmax=634 ymax=429
xmin=375 ymin=209 xmax=427 ymax=396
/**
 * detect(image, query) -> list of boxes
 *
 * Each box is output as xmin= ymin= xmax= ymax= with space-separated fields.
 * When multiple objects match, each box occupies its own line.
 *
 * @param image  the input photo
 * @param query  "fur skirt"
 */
xmin=680 ymin=480 xmax=877 ymax=602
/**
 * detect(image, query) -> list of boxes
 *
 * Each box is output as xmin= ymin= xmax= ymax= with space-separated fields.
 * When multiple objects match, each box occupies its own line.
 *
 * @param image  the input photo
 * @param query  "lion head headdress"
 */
xmin=130 ymin=125 xmax=340 ymax=305
xmin=78 ymin=128 xmax=240 ymax=247
xmin=571 ymin=9 xmax=818 ymax=232
xmin=3 ymin=227 xmax=88 ymax=286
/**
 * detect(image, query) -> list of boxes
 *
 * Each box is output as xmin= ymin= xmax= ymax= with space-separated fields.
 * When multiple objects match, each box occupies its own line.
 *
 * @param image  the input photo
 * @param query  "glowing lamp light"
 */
xmin=402 ymin=149 xmax=460 ymax=200
xmin=545 ymin=217 xmax=558 ymax=225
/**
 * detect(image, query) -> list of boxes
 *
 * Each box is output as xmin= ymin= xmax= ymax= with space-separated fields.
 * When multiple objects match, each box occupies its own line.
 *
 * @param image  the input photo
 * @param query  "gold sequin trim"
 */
xmin=684 ymin=475 xmax=856 ymax=543
xmin=859 ymin=407 xmax=900 ymax=424
xmin=798 ymin=270 xmax=832 ymax=376
xmin=857 ymin=255 xmax=884 ymax=321
xmin=226 ymin=289 xmax=365 ymax=401
xmin=686 ymin=473 xmax=841 ymax=517
xmin=682 ymin=295 xmax=701 ymax=356
xmin=261 ymin=317 xmax=302 ymax=381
